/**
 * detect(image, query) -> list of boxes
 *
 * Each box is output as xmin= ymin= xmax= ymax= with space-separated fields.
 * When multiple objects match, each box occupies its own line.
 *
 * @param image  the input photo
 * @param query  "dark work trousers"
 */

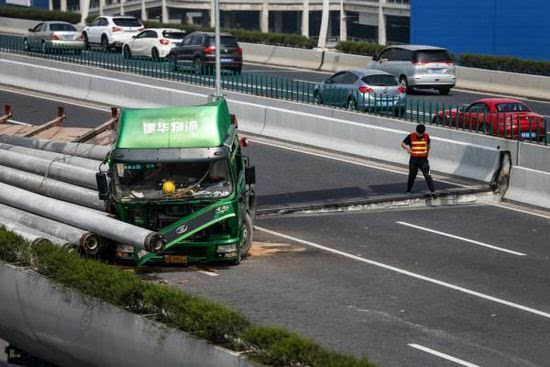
xmin=407 ymin=156 xmax=435 ymax=192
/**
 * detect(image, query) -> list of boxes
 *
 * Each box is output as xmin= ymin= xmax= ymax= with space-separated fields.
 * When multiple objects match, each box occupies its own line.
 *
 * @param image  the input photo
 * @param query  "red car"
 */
xmin=433 ymin=98 xmax=546 ymax=141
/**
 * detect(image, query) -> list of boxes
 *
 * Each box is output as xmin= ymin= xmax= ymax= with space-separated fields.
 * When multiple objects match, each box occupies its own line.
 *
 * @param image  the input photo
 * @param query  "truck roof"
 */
xmin=116 ymin=99 xmax=232 ymax=149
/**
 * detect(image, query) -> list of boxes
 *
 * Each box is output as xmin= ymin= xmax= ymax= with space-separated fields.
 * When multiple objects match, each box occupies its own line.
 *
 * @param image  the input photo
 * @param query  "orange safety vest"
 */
xmin=410 ymin=133 xmax=429 ymax=157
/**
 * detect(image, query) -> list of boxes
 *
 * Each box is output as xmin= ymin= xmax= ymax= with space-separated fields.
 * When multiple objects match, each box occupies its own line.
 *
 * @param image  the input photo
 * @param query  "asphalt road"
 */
xmin=1 ymin=88 xmax=550 ymax=367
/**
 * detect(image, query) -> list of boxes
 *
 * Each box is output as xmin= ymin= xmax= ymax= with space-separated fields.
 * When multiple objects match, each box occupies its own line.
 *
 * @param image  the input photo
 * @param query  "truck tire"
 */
xmin=231 ymin=213 xmax=253 ymax=265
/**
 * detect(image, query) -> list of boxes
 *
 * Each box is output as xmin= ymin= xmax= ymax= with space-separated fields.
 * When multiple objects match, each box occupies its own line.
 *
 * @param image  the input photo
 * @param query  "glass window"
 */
xmin=379 ymin=48 xmax=394 ymax=61
xmin=495 ymin=103 xmax=531 ymax=113
xmin=180 ymin=35 xmax=192 ymax=45
xmin=49 ymin=23 xmax=77 ymax=32
xmin=414 ymin=49 xmax=453 ymax=63
xmin=208 ymin=36 xmax=238 ymax=48
xmin=113 ymin=160 xmax=233 ymax=201
xmin=328 ymin=72 xmax=347 ymax=84
xmin=113 ymin=17 xmax=142 ymax=27
xmin=466 ymin=102 xmax=490 ymax=113
xmin=90 ymin=18 xmax=101 ymax=26
xmin=162 ymin=31 xmax=186 ymax=39
xmin=190 ymin=35 xmax=203 ymax=45
xmin=99 ymin=18 xmax=109 ymax=26
xmin=31 ymin=23 xmax=43 ymax=32
xmin=342 ymin=72 xmax=358 ymax=84
xmin=362 ymin=74 xmax=398 ymax=86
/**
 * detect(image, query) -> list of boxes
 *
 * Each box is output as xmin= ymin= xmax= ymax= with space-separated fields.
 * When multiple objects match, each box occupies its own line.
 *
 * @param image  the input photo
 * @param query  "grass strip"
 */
xmin=0 ymin=228 xmax=375 ymax=367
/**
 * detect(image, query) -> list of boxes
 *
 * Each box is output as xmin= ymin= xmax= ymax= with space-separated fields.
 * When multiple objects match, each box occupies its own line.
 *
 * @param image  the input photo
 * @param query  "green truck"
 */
xmin=96 ymin=99 xmax=256 ymax=266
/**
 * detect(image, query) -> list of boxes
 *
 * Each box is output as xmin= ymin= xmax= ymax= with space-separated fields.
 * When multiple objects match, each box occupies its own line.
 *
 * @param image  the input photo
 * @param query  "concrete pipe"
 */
xmin=0 ymin=203 xmax=102 ymax=255
xmin=0 ymin=143 xmax=104 ymax=172
xmin=0 ymin=165 xmax=105 ymax=211
xmin=0 ymin=135 xmax=111 ymax=161
xmin=0 ymin=149 xmax=98 ymax=189
xmin=0 ymin=182 xmax=164 ymax=252
xmin=0 ymin=217 xmax=71 ymax=248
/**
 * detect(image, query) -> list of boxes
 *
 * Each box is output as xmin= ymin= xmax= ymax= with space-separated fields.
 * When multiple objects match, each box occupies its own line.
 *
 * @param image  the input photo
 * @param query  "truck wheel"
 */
xmin=231 ymin=214 xmax=253 ymax=265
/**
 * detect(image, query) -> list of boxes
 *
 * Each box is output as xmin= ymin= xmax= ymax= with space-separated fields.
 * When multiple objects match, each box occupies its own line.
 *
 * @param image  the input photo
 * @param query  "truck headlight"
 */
xmin=217 ymin=244 xmax=237 ymax=253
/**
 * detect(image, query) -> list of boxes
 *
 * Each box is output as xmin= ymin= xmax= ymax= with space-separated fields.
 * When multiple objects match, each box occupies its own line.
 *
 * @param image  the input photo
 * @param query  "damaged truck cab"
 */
xmin=98 ymin=99 xmax=256 ymax=266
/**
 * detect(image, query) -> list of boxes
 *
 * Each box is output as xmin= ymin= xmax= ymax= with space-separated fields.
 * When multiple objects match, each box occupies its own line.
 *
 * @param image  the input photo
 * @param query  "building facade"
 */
xmin=411 ymin=0 xmax=550 ymax=60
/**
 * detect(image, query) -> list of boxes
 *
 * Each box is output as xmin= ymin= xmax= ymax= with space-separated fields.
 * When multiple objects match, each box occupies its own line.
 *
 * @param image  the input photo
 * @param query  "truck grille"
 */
xmin=163 ymin=208 xmax=216 ymax=243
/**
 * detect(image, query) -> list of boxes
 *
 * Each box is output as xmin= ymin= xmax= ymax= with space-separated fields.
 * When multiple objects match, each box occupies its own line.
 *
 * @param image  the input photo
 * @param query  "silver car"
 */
xmin=24 ymin=21 xmax=84 ymax=54
xmin=314 ymin=69 xmax=407 ymax=114
xmin=367 ymin=45 xmax=456 ymax=95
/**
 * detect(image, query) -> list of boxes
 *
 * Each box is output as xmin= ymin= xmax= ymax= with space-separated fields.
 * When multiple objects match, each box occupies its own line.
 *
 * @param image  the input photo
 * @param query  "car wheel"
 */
xmin=41 ymin=41 xmax=48 ymax=54
xmin=234 ymin=67 xmax=242 ymax=75
xmin=82 ymin=33 xmax=90 ymax=50
xmin=347 ymin=97 xmax=357 ymax=111
xmin=439 ymin=87 xmax=451 ymax=95
xmin=101 ymin=35 xmax=110 ymax=52
xmin=74 ymin=49 xmax=82 ymax=55
xmin=23 ymin=38 xmax=30 ymax=51
xmin=400 ymin=76 xmax=412 ymax=94
xmin=313 ymin=91 xmax=323 ymax=105
xmin=151 ymin=48 xmax=160 ymax=61
xmin=168 ymin=54 xmax=178 ymax=72
xmin=193 ymin=57 xmax=203 ymax=74
xmin=123 ymin=45 xmax=132 ymax=59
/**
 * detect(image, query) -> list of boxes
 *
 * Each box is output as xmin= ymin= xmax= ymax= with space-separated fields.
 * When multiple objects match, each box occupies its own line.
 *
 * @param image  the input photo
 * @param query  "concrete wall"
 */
xmin=0 ymin=262 xmax=253 ymax=367
xmin=1 ymin=53 xmax=549 ymax=208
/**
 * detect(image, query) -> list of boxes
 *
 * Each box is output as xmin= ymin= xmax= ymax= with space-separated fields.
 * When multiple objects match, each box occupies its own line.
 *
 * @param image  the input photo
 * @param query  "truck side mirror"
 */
xmin=245 ymin=166 xmax=256 ymax=185
xmin=96 ymin=172 xmax=110 ymax=201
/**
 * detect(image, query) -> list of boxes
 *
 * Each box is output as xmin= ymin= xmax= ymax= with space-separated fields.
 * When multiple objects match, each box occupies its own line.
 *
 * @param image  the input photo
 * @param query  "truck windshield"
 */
xmin=113 ymin=160 xmax=233 ymax=201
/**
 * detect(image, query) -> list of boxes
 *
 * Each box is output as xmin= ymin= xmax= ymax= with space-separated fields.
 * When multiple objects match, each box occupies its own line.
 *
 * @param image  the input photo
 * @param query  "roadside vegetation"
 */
xmin=335 ymin=40 xmax=386 ymax=57
xmin=0 ymin=6 xmax=80 ymax=24
xmin=0 ymin=227 xmax=375 ymax=367
xmin=458 ymin=53 xmax=550 ymax=77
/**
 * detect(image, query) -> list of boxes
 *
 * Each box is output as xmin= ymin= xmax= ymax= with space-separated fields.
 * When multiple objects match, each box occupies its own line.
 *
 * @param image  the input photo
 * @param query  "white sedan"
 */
xmin=122 ymin=28 xmax=186 ymax=60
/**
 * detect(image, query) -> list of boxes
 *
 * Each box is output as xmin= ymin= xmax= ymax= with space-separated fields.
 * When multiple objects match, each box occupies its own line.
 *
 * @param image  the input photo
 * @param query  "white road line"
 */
xmin=408 ymin=344 xmax=480 ymax=367
xmin=396 ymin=221 xmax=526 ymax=256
xmin=255 ymin=226 xmax=550 ymax=319
xmin=488 ymin=202 xmax=550 ymax=220
xmin=198 ymin=270 xmax=219 ymax=277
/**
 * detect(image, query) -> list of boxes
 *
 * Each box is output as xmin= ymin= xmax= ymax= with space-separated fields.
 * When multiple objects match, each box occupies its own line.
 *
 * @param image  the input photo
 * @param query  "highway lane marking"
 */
xmin=396 ymin=221 xmax=526 ymax=256
xmin=488 ymin=202 xmax=550 ymax=221
xmin=408 ymin=344 xmax=480 ymax=367
xmin=255 ymin=226 xmax=550 ymax=319
xmin=198 ymin=270 xmax=219 ymax=277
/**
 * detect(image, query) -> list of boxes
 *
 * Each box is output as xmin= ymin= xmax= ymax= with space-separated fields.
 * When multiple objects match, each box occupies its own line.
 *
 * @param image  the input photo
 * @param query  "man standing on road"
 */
xmin=401 ymin=124 xmax=436 ymax=197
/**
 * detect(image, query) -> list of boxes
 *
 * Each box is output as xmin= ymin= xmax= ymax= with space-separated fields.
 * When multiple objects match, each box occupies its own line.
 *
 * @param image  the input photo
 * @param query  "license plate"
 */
xmin=429 ymin=68 xmax=444 ymax=74
xmin=221 ymin=58 xmax=232 ymax=63
xmin=165 ymin=255 xmax=188 ymax=264
xmin=64 ymin=35 xmax=74 ymax=40
xmin=521 ymin=132 xmax=537 ymax=138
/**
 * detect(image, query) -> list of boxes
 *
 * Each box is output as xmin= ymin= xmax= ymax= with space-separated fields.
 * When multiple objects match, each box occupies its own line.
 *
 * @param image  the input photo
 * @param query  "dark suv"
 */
xmin=167 ymin=31 xmax=243 ymax=74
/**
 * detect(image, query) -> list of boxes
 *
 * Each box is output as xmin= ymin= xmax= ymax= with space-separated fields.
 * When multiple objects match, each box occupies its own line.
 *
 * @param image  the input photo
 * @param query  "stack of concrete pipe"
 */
xmin=0 ymin=136 xmax=165 ymax=254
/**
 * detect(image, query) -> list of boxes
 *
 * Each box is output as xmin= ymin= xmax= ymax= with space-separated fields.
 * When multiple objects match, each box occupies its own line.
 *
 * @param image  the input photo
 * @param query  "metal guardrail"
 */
xmin=0 ymin=34 xmax=547 ymax=145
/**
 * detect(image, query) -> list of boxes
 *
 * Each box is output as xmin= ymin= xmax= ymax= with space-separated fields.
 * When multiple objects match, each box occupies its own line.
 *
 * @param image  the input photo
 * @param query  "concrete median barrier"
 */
xmin=241 ymin=42 xmax=322 ymax=70
xmin=504 ymin=166 xmax=550 ymax=209
xmin=517 ymin=143 xmax=550 ymax=173
xmin=321 ymin=52 xmax=372 ymax=73
xmin=0 ymin=262 xmax=254 ymax=367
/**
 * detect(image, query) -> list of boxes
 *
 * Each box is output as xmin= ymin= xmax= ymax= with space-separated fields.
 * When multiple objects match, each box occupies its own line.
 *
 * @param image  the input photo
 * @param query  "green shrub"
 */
xmin=0 ymin=229 xmax=376 ymax=366
xmin=336 ymin=40 xmax=386 ymax=57
xmin=459 ymin=53 xmax=550 ymax=77
xmin=0 ymin=6 xmax=80 ymax=24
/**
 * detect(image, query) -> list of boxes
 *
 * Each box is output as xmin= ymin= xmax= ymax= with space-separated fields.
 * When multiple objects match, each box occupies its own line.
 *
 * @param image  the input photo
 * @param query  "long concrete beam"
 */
xmin=0 ymin=148 xmax=98 ymax=189
xmin=0 ymin=165 xmax=105 ymax=211
xmin=0 ymin=217 xmax=70 ymax=247
xmin=0 ymin=143 xmax=103 ymax=171
xmin=0 ymin=182 xmax=164 ymax=252
xmin=0 ymin=135 xmax=111 ymax=161
xmin=0 ymin=203 xmax=102 ymax=254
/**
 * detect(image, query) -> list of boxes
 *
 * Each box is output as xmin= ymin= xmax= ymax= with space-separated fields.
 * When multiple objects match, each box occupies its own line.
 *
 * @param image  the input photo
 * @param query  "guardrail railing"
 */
xmin=0 ymin=34 xmax=547 ymax=145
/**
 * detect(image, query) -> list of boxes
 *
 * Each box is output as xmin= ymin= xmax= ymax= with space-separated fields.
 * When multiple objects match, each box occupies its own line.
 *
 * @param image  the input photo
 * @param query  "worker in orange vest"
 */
xmin=401 ymin=124 xmax=436 ymax=196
